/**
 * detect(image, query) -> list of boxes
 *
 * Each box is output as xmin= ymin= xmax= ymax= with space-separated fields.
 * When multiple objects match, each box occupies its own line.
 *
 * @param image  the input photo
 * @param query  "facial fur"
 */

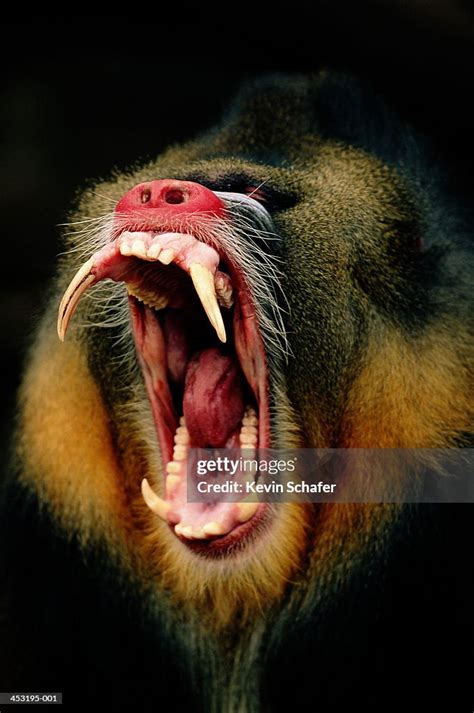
xmin=12 ymin=72 xmax=474 ymax=710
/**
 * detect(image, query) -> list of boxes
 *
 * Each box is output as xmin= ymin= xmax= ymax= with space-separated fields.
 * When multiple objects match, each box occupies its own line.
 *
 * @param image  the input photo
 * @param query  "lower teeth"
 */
xmin=239 ymin=406 xmax=258 ymax=446
xmin=168 ymin=406 xmax=259 ymax=467
xmin=141 ymin=407 xmax=260 ymax=540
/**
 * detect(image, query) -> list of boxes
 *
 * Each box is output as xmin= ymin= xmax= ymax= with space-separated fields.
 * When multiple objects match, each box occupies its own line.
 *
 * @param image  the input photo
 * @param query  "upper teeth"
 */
xmin=215 ymin=271 xmax=234 ymax=308
xmin=57 ymin=230 xmax=233 ymax=343
xmin=127 ymin=284 xmax=169 ymax=310
xmin=189 ymin=263 xmax=226 ymax=343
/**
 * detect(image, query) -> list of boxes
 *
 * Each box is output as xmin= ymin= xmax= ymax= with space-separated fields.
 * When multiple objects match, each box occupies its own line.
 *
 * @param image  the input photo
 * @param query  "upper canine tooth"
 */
xmin=57 ymin=257 xmax=96 ymax=341
xmin=189 ymin=263 xmax=226 ymax=343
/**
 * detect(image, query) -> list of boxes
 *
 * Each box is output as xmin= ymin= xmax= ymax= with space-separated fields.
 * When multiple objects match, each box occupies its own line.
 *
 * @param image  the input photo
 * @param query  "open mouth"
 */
xmin=57 ymin=185 xmax=277 ymax=552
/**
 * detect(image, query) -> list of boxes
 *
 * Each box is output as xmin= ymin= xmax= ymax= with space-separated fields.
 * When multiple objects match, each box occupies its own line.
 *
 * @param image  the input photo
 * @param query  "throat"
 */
xmin=129 ymin=295 xmax=260 ymax=463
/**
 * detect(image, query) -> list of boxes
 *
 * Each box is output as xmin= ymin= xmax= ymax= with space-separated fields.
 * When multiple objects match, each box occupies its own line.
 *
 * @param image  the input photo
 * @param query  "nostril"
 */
xmin=164 ymin=189 xmax=186 ymax=205
xmin=141 ymin=189 xmax=151 ymax=204
xmin=115 ymin=179 xmax=224 ymax=217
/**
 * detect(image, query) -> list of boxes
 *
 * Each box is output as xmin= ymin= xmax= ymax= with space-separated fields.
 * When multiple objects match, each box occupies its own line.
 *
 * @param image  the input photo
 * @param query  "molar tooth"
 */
xmin=215 ymin=273 xmax=234 ymax=308
xmin=179 ymin=416 xmax=186 ymax=426
xmin=242 ymin=417 xmax=259 ymax=426
xmin=189 ymin=263 xmax=227 ymax=343
xmin=241 ymin=425 xmax=257 ymax=435
xmin=173 ymin=445 xmax=187 ymax=460
xmin=236 ymin=502 xmax=259 ymax=523
xmin=174 ymin=433 xmax=190 ymax=445
xmin=126 ymin=285 xmax=168 ymax=310
xmin=159 ymin=248 xmax=175 ymax=265
xmin=166 ymin=461 xmax=181 ymax=474
xmin=240 ymin=434 xmax=258 ymax=445
xmin=141 ymin=479 xmax=171 ymax=522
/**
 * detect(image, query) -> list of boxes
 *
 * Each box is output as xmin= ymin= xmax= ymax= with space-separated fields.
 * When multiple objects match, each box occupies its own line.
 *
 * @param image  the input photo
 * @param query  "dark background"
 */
xmin=1 ymin=8 xmax=474 ymax=711
xmin=1 ymin=3 xmax=474 ymax=440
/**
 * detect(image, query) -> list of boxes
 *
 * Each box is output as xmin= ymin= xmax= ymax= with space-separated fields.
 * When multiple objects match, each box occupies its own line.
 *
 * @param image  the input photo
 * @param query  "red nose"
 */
xmin=115 ymin=179 xmax=224 ymax=219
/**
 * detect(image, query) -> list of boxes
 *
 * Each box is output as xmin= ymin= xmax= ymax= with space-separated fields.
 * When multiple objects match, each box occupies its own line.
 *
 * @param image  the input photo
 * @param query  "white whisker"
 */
xmin=60 ymin=198 xmax=291 ymax=368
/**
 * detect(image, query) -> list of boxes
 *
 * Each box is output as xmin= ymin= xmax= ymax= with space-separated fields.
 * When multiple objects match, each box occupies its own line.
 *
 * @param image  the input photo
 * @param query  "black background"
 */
xmin=1 ymin=4 xmax=474 ymax=435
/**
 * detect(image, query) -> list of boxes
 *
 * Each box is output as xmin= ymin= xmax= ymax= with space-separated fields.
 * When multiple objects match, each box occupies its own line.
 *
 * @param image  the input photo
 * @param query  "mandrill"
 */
xmin=1 ymin=73 xmax=473 ymax=712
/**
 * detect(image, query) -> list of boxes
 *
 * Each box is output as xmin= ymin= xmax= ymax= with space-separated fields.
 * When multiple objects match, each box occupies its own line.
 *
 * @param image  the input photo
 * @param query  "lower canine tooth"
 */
xmin=141 ymin=479 xmax=171 ymax=522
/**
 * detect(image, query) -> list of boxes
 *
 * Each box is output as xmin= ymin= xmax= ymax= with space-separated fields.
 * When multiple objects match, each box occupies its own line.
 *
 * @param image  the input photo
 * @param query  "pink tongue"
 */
xmin=183 ymin=347 xmax=245 ymax=447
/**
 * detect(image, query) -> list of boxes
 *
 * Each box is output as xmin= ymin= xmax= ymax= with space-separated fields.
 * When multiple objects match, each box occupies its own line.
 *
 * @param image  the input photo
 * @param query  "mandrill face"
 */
xmin=18 ymin=74 xmax=473 ymax=627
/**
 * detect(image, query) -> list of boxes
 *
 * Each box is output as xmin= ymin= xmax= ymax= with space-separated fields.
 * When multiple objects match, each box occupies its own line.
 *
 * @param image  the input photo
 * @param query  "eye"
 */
xmin=183 ymin=173 xmax=299 ymax=212
xmin=244 ymin=187 xmax=268 ymax=203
